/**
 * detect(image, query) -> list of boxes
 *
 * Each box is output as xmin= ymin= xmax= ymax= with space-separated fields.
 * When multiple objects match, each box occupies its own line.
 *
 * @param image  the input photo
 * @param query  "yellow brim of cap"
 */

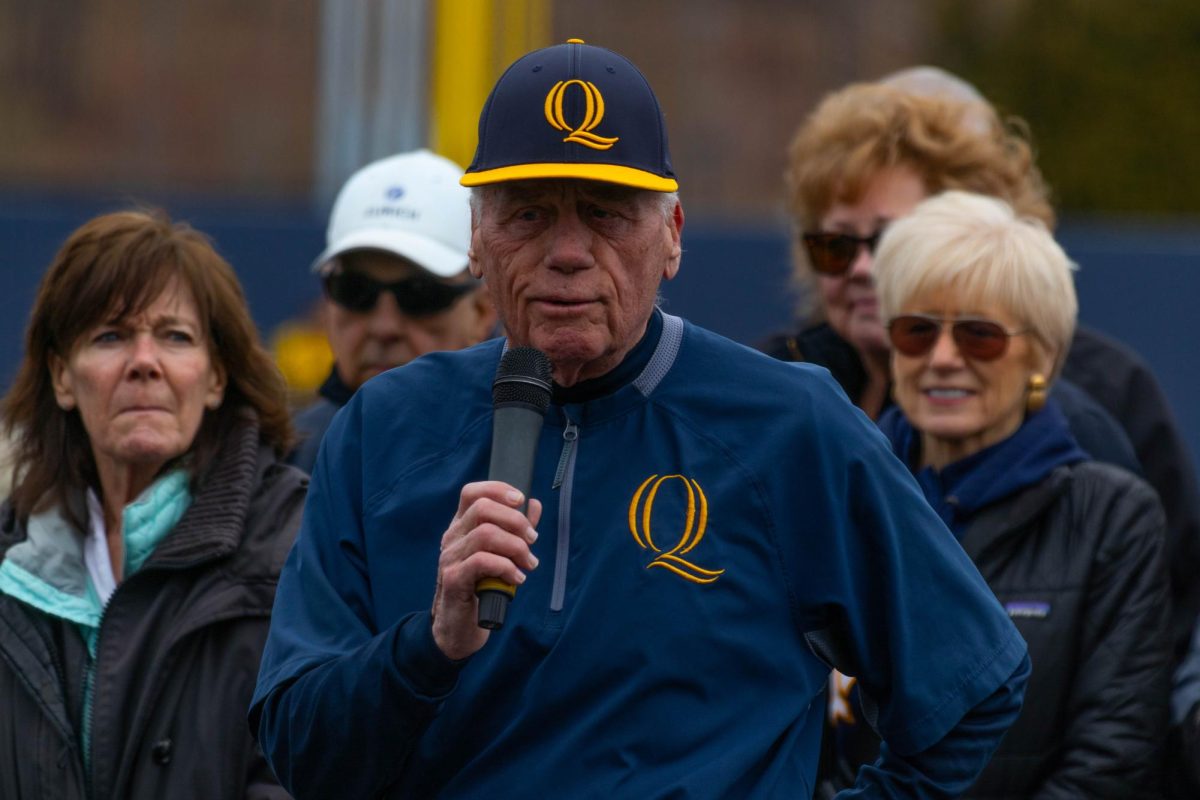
xmin=460 ymin=162 xmax=678 ymax=192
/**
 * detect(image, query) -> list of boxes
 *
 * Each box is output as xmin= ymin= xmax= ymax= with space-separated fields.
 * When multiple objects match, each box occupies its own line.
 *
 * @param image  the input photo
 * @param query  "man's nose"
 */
xmin=365 ymin=290 xmax=408 ymax=338
xmin=544 ymin=213 xmax=595 ymax=273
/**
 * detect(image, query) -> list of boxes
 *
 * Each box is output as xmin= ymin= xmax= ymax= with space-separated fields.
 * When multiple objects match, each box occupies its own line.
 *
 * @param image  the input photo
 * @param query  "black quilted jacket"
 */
xmin=0 ymin=415 xmax=307 ymax=800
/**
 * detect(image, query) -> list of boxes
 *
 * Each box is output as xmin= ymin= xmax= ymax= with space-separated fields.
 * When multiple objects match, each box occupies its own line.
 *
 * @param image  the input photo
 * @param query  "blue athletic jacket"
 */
xmin=251 ymin=312 xmax=1028 ymax=799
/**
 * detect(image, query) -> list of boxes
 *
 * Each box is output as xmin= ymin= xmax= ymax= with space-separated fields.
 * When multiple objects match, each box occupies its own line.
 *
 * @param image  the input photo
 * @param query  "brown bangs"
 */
xmin=44 ymin=211 xmax=220 ymax=357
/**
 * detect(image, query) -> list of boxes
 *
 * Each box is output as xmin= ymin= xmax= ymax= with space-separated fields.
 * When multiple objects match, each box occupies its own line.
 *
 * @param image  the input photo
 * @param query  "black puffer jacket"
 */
xmin=960 ymin=460 xmax=1171 ymax=798
xmin=820 ymin=406 xmax=1172 ymax=799
xmin=0 ymin=415 xmax=307 ymax=800
xmin=1063 ymin=325 xmax=1200 ymax=662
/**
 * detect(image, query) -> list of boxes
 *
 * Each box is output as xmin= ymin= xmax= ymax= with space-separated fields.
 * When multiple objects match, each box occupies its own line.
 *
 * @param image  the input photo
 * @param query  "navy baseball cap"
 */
xmin=461 ymin=39 xmax=678 ymax=192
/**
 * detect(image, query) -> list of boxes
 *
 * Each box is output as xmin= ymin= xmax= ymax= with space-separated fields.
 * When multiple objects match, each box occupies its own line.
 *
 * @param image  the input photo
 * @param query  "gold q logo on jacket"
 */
xmin=628 ymin=475 xmax=726 ymax=585
xmin=544 ymin=80 xmax=619 ymax=150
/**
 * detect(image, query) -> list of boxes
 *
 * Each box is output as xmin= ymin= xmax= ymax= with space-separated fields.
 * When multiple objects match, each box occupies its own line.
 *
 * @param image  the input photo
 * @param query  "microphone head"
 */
xmin=493 ymin=347 xmax=553 ymax=412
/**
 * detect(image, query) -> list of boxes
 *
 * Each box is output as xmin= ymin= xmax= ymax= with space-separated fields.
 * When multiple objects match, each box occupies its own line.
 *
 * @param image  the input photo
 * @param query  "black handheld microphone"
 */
xmin=476 ymin=346 xmax=553 ymax=630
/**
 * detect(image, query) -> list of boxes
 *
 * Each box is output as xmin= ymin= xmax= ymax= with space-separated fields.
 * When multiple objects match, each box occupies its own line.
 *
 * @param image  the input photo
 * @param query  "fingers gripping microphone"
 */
xmin=476 ymin=347 xmax=553 ymax=630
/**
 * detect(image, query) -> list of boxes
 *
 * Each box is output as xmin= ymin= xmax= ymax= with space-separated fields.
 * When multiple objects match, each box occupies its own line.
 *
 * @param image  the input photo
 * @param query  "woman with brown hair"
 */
xmin=0 ymin=209 xmax=304 ymax=798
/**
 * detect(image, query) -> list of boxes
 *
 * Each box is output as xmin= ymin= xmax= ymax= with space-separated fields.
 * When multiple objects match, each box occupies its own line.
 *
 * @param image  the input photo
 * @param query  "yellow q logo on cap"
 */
xmin=628 ymin=475 xmax=725 ymax=585
xmin=544 ymin=80 xmax=620 ymax=151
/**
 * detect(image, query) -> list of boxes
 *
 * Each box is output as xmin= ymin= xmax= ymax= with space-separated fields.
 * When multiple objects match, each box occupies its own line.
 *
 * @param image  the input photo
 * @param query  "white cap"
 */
xmin=312 ymin=149 xmax=472 ymax=278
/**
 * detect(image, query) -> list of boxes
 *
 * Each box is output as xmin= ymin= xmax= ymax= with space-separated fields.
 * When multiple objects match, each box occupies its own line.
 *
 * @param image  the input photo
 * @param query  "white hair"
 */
xmin=879 ymin=65 xmax=986 ymax=104
xmin=873 ymin=190 xmax=1078 ymax=376
xmin=877 ymin=65 xmax=994 ymax=135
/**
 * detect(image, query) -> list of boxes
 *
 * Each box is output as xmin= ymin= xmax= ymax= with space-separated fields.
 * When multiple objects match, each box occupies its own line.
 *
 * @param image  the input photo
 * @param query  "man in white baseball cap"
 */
xmin=290 ymin=149 xmax=496 ymax=471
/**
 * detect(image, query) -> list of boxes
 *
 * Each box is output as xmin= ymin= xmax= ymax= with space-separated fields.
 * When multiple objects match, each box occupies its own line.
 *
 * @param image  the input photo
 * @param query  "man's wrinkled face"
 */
xmin=323 ymin=250 xmax=496 ymax=390
xmin=469 ymin=180 xmax=683 ymax=386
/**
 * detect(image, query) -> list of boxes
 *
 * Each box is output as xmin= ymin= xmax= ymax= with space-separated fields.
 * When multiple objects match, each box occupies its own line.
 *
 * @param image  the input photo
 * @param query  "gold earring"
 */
xmin=1026 ymin=373 xmax=1047 ymax=414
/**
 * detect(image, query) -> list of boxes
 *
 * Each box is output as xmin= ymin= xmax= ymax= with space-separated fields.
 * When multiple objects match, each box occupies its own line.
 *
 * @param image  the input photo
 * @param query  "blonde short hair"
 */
xmin=873 ymin=190 xmax=1077 ymax=376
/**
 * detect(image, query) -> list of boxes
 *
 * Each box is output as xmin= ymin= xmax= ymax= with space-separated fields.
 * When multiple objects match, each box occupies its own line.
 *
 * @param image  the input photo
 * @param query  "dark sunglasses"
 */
xmin=801 ymin=230 xmax=883 ymax=276
xmin=888 ymin=314 xmax=1028 ymax=361
xmin=324 ymin=271 xmax=475 ymax=316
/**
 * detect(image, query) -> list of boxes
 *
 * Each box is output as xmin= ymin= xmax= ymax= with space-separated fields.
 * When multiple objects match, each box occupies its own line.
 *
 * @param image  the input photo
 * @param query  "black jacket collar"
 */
xmin=318 ymin=367 xmax=357 ymax=407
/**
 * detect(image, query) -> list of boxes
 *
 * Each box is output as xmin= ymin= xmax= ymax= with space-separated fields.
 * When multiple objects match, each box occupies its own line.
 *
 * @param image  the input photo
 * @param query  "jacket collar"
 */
xmin=144 ymin=412 xmax=263 ymax=569
xmin=318 ymin=366 xmax=357 ymax=407
xmin=551 ymin=307 xmax=665 ymax=405
xmin=958 ymin=466 xmax=1074 ymax=560
xmin=880 ymin=399 xmax=1088 ymax=539
xmin=542 ymin=310 xmax=683 ymax=428
xmin=0 ymin=414 xmax=263 ymax=575
xmin=792 ymin=322 xmax=893 ymax=414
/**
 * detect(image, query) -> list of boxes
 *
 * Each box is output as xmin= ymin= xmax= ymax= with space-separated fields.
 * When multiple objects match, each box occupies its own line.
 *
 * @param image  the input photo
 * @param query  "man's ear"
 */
xmin=663 ymin=200 xmax=684 ymax=281
xmin=470 ymin=290 xmax=499 ymax=344
xmin=468 ymin=226 xmax=484 ymax=280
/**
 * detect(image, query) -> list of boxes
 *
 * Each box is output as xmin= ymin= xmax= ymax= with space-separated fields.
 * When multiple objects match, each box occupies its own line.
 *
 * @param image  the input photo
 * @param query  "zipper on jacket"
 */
xmin=84 ymin=585 xmax=119 ymax=800
xmin=551 ymin=421 xmax=577 ymax=490
xmin=550 ymin=415 xmax=579 ymax=612
xmin=82 ymin=662 xmax=96 ymax=799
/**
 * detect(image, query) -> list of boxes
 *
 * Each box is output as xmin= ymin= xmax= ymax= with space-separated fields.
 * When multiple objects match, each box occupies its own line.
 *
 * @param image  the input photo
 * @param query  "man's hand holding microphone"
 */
xmin=431 ymin=348 xmax=552 ymax=661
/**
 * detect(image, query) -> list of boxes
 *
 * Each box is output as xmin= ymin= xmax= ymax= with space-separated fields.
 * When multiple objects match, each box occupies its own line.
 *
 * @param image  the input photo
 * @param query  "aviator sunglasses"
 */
xmin=801 ymin=230 xmax=884 ymax=276
xmin=888 ymin=314 xmax=1028 ymax=361
xmin=324 ymin=270 xmax=475 ymax=316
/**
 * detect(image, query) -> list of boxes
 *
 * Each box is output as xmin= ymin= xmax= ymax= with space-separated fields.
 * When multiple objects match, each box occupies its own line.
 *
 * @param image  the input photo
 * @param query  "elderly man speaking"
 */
xmin=252 ymin=40 xmax=1029 ymax=799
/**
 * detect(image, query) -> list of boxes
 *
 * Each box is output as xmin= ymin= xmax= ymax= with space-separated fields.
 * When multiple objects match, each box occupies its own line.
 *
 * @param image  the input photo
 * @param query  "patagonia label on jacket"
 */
xmin=1004 ymin=600 xmax=1050 ymax=619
